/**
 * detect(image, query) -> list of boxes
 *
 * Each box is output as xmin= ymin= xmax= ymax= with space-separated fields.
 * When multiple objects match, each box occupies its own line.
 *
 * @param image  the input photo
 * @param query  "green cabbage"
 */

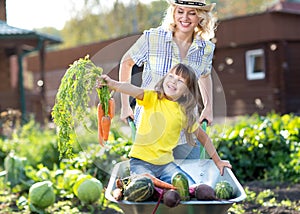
xmin=29 ymin=181 xmax=55 ymax=209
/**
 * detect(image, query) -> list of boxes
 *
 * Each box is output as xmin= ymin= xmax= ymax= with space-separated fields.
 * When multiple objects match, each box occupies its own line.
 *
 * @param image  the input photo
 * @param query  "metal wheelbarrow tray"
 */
xmin=105 ymin=159 xmax=246 ymax=214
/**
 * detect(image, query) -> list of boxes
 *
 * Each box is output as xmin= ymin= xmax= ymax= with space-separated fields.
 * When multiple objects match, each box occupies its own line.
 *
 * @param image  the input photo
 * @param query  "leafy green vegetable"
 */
xmin=4 ymin=152 xmax=27 ymax=188
xmin=97 ymin=86 xmax=110 ymax=116
xmin=52 ymin=55 xmax=105 ymax=159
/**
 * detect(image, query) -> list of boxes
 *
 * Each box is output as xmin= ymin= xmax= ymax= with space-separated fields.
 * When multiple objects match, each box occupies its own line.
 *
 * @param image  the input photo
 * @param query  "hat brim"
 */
xmin=167 ymin=0 xmax=216 ymax=11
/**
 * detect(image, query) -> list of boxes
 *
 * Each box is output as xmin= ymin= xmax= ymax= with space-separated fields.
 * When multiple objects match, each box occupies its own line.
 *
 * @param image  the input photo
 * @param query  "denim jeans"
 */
xmin=130 ymin=158 xmax=196 ymax=186
xmin=173 ymin=140 xmax=201 ymax=159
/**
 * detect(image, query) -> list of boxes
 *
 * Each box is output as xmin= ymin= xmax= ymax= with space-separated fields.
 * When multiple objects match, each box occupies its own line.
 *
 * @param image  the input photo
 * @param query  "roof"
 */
xmin=267 ymin=1 xmax=300 ymax=15
xmin=0 ymin=20 xmax=62 ymax=44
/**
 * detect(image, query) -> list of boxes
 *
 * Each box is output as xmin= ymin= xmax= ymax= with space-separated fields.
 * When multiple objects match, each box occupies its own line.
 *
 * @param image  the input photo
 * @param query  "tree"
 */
xmin=36 ymin=0 xmax=280 ymax=49
xmin=215 ymin=0 xmax=277 ymax=19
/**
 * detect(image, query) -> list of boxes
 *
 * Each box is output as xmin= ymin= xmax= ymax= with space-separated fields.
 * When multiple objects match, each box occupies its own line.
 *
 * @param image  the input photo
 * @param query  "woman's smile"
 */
xmin=175 ymin=6 xmax=200 ymax=32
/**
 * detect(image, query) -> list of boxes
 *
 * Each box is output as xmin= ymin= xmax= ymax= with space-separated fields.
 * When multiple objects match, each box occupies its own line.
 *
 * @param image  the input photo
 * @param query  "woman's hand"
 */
xmin=199 ymin=106 xmax=213 ymax=125
xmin=198 ymin=75 xmax=213 ymax=125
xmin=120 ymin=106 xmax=134 ymax=122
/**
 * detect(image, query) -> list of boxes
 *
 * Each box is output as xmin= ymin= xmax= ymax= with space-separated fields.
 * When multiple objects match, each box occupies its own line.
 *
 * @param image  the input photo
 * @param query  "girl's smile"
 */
xmin=163 ymin=71 xmax=187 ymax=100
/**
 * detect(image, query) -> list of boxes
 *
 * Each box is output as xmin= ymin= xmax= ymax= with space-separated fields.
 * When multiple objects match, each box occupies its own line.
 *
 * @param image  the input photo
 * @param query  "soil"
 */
xmin=242 ymin=181 xmax=300 ymax=214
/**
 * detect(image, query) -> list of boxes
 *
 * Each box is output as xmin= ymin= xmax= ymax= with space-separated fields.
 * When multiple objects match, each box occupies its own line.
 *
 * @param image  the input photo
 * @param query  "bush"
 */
xmin=209 ymin=113 xmax=300 ymax=183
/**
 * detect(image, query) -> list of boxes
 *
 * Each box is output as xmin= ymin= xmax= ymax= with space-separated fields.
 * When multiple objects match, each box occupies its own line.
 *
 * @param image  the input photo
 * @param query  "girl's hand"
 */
xmin=216 ymin=160 xmax=232 ymax=176
xmin=97 ymin=74 xmax=116 ymax=90
xmin=96 ymin=75 xmax=108 ymax=88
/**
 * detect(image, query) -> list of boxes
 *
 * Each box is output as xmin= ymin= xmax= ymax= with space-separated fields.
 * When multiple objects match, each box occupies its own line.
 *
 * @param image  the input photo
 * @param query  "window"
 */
xmin=245 ymin=49 xmax=265 ymax=80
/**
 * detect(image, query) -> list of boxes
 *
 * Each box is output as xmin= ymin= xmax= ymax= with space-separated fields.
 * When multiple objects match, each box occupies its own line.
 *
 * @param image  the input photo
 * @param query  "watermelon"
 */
xmin=123 ymin=176 xmax=154 ymax=202
xmin=215 ymin=181 xmax=234 ymax=199
xmin=171 ymin=172 xmax=190 ymax=201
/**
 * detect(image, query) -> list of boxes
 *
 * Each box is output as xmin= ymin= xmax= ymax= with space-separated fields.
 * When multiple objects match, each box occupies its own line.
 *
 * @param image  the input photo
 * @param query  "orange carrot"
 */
xmin=97 ymin=103 xmax=104 ymax=146
xmin=101 ymin=115 xmax=111 ymax=141
xmin=142 ymin=173 xmax=177 ymax=190
xmin=108 ymin=98 xmax=115 ymax=119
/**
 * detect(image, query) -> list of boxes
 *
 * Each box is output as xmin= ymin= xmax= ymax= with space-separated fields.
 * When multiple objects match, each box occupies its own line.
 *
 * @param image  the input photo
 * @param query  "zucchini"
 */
xmin=171 ymin=172 xmax=190 ymax=201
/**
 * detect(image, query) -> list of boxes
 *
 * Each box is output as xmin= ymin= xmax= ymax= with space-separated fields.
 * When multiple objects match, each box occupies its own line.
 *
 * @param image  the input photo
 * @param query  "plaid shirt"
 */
xmin=128 ymin=26 xmax=215 ymax=144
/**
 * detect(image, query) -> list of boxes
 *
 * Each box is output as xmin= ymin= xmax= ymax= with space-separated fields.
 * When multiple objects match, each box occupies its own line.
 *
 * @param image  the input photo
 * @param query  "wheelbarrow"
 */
xmin=105 ymin=119 xmax=246 ymax=214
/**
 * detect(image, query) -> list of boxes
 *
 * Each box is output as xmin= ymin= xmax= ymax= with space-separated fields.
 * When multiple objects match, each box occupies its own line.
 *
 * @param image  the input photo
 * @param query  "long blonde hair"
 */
xmin=154 ymin=63 xmax=203 ymax=146
xmin=161 ymin=5 xmax=217 ymax=41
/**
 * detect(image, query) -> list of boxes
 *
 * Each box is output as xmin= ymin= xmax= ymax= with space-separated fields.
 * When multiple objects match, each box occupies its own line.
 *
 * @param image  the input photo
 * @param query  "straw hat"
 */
xmin=167 ymin=0 xmax=216 ymax=11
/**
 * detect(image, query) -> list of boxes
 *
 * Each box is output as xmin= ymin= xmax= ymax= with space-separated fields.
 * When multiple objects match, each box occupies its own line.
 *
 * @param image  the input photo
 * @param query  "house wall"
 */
xmin=213 ymin=40 xmax=300 ymax=116
xmin=0 ymin=0 xmax=6 ymax=21
xmin=284 ymin=42 xmax=300 ymax=113
xmin=213 ymin=41 xmax=285 ymax=116
xmin=217 ymin=12 xmax=300 ymax=48
xmin=0 ymin=50 xmax=20 ymax=112
xmin=214 ymin=11 xmax=300 ymax=116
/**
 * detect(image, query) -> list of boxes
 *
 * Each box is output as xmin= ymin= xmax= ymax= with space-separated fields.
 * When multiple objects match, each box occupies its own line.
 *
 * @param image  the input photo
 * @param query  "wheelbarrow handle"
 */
xmin=200 ymin=119 xmax=208 ymax=159
xmin=201 ymin=119 xmax=208 ymax=131
xmin=126 ymin=117 xmax=136 ymax=142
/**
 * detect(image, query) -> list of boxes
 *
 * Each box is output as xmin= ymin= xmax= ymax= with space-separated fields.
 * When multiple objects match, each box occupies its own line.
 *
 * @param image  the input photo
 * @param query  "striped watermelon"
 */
xmin=215 ymin=181 xmax=234 ymax=200
xmin=123 ymin=176 xmax=154 ymax=202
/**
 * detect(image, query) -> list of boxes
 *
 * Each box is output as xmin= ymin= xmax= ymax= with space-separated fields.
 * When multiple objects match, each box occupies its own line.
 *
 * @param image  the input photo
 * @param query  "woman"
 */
xmin=119 ymin=0 xmax=217 ymax=159
xmin=100 ymin=63 xmax=231 ymax=185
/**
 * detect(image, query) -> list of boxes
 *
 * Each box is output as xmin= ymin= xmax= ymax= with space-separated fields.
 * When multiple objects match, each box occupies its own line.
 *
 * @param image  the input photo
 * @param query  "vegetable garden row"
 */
xmin=1 ymin=110 xmax=299 ymax=213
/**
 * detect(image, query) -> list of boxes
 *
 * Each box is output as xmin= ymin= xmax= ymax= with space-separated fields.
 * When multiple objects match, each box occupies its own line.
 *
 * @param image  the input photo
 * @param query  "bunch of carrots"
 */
xmin=96 ymin=84 xmax=115 ymax=146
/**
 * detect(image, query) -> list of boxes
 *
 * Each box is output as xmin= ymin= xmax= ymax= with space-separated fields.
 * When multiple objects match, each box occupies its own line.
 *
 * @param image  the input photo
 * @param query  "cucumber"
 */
xmin=171 ymin=172 xmax=190 ymax=201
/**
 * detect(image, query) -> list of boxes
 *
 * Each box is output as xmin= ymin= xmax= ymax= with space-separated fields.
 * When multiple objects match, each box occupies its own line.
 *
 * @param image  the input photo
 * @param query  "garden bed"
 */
xmin=240 ymin=181 xmax=300 ymax=214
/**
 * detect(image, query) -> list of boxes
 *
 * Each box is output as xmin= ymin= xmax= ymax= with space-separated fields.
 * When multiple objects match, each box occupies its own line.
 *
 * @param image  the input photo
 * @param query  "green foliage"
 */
xmin=58 ymin=1 xmax=169 ymax=49
xmin=209 ymin=112 xmax=300 ymax=183
xmin=37 ymin=0 xmax=278 ymax=49
xmin=228 ymin=186 xmax=300 ymax=213
xmin=51 ymin=56 xmax=103 ymax=159
xmin=215 ymin=0 xmax=276 ymax=19
xmin=4 ymin=152 xmax=27 ymax=188
xmin=0 ymin=119 xmax=59 ymax=174
xmin=1 ymin=110 xmax=300 ymax=213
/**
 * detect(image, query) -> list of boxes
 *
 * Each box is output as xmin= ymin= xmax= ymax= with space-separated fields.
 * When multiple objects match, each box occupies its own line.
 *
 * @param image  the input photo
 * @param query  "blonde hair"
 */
xmin=161 ymin=5 xmax=218 ymax=41
xmin=154 ymin=63 xmax=204 ymax=146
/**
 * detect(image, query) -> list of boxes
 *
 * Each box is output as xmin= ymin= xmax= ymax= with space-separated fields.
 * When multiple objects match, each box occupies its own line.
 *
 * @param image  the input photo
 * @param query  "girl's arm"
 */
xmin=193 ymin=127 xmax=232 ymax=175
xmin=101 ymin=74 xmax=144 ymax=100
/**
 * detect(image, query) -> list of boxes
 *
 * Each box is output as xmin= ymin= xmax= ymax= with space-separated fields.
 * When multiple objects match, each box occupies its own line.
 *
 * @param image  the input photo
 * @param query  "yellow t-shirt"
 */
xmin=129 ymin=90 xmax=199 ymax=165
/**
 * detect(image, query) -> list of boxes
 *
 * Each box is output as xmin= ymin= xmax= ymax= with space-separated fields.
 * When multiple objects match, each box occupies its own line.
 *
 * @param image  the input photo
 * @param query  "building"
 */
xmin=4 ymin=0 xmax=300 ymax=122
xmin=213 ymin=0 xmax=300 ymax=116
xmin=0 ymin=0 xmax=61 ymax=122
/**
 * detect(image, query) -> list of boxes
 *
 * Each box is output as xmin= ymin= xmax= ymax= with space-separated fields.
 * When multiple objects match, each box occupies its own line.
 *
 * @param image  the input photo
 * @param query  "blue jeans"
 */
xmin=130 ymin=158 xmax=196 ymax=186
xmin=173 ymin=140 xmax=201 ymax=159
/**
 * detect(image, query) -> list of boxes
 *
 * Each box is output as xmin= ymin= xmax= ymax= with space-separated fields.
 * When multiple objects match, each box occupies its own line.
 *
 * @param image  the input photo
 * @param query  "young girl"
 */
xmin=99 ymin=63 xmax=231 ymax=185
xmin=119 ymin=0 xmax=218 ymax=159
